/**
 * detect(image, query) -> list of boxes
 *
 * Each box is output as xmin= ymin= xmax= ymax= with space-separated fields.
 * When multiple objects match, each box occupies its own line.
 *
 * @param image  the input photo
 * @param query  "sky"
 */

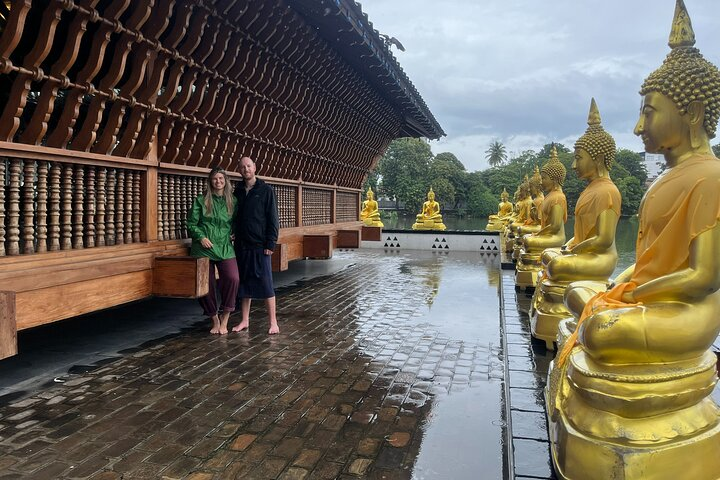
xmin=357 ymin=0 xmax=720 ymax=172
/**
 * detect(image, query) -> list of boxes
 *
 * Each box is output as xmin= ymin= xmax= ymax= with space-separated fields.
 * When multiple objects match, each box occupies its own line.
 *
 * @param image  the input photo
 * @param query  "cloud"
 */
xmin=359 ymin=0 xmax=720 ymax=166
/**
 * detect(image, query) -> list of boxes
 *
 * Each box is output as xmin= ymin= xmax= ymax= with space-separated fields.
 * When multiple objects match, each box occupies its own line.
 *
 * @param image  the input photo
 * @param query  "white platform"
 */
xmin=361 ymin=230 xmax=501 ymax=252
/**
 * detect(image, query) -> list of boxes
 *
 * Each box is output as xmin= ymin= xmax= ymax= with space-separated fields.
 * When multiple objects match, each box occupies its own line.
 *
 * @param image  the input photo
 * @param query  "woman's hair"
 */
xmin=204 ymin=167 xmax=234 ymax=216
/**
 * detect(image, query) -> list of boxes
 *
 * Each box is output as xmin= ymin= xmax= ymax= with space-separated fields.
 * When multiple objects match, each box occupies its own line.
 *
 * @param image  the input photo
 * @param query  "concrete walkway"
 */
xmin=0 ymin=250 xmax=510 ymax=479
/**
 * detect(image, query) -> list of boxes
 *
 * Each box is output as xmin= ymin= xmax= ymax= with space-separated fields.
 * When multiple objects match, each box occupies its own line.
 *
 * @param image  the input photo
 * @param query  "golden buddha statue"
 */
xmin=485 ymin=188 xmax=514 ymax=231
xmin=503 ymin=179 xmax=532 ymax=253
xmin=530 ymin=99 xmax=621 ymax=349
xmin=547 ymin=3 xmax=720 ymax=478
xmin=412 ymin=187 xmax=446 ymax=230
xmin=515 ymin=146 xmax=567 ymax=288
xmin=512 ymin=168 xmax=545 ymax=260
xmin=360 ymin=187 xmax=383 ymax=227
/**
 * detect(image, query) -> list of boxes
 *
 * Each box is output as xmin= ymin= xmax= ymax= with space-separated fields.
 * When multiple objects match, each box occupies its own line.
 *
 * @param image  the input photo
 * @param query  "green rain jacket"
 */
xmin=187 ymin=194 xmax=238 ymax=261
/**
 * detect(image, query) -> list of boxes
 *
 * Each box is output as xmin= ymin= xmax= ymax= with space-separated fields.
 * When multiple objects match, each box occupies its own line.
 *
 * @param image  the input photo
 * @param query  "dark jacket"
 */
xmin=234 ymin=178 xmax=279 ymax=251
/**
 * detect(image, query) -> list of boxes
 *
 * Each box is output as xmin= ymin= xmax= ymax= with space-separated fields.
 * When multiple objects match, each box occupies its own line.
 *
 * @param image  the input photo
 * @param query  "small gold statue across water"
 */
xmin=530 ymin=98 xmax=621 ymax=349
xmin=485 ymin=188 xmax=514 ymax=231
xmin=547 ymin=2 xmax=720 ymax=478
xmin=360 ymin=187 xmax=383 ymax=227
xmin=412 ymin=187 xmax=446 ymax=230
xmin=515 ymin=146 xmax=567 ymax=289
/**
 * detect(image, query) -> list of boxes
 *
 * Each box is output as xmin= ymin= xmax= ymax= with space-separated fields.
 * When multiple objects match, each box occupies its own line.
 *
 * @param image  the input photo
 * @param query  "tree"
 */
xmin=362 ymin=169 xmax=379 ymax=196
xmin=431 ymin=152 xmax=467 ymax=210
xmin=614 ymin=149 xmax=647 ymax=185
xmin=538 ymin=143 xmax=570 ymax=159
xmin=713 ymin=143 xmax=720 ymax=157
xmin=377 ymin=138 xmax=433 ymax=213
xmin=485 ymin=140 xmax=507 ymax=167
xmin=616 ymin=176 xmax=644 ymax=216
xmin=466 ymin=172 xmax=498 ymax=217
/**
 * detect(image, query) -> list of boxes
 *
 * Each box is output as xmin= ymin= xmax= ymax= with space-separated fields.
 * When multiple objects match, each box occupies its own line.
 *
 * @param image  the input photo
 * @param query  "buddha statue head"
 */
xmin=540 ymin=145 xmax=566 ymax=191
xmin=501 ymin=188 xmax=509 ymax=202
xmin=573 ymin=98 xmax=616 ymax=180
xmin=636 ymin=0 xmax=720 ymax=156
xmin=427 ymin=187 xmax=435 ymax=201
xmin=366 ymin=187 xmax=375 ymax=201
xmin=529 ymin=165 xmax=542 ymax=196
xmin=520 ymin=175 xmax=531 ymax=198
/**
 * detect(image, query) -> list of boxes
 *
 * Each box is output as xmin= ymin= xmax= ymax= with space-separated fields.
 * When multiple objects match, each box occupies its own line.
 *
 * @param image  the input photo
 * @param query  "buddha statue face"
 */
xmin=540 ymin=172 xmax=555 ymax=193
xmin=428 ymin=190 xmax=435 ymax=201
xmin=572 ymin=148 xmax=598 ymax=181
xmin=366 ymin=189 xmax=375 ymax=201
xmin=501 ymin=190 xmax=509 ymax=201
xmin=634 ymin=91 xmax=691 ymax=154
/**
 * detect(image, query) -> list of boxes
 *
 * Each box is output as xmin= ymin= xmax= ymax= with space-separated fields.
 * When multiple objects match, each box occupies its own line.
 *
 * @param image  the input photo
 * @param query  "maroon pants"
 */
xmin=198 ymin=258 xmax=239 ymax=316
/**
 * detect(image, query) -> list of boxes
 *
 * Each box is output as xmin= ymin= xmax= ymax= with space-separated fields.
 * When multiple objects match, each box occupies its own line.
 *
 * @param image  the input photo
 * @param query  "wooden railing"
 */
xmin=0 ymin=156 xmax=143 ymax=256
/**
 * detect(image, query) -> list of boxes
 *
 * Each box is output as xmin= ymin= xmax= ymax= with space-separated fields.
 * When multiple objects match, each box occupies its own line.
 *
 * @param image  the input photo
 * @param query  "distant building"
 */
xmin=640 ymin=152 xmax=664 ymax=186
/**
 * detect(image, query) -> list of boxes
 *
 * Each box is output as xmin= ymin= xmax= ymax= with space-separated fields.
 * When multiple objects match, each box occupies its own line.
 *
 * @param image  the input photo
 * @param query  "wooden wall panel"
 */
xmin=16 ymin=270 xmax=154 ymax=330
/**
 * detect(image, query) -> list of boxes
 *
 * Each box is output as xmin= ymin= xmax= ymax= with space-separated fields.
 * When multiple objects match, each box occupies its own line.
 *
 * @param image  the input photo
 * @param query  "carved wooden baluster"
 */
xmin=133 ymin=171 xmax=141 ymax=243
xmin=106 ymin=169 xmax=116 ymax=246
xmin=177 ymin=175 xmax=185 ymax=239
xmin=0 ymin=158 xmax=5 ymax=256
xmin=161 ymin=175 xmax=169 ymax=240
xmin=6 ymin=159 xmax=21 ymax=255
xmin=175 ymin=175 xmax=183 ymax=239
xmin=20 ymin=160 xmax=35 ymax=254
xmin=73 ymin=164 xmax=84 ymax=249
xmin=35 ymin=161 xmax=48 ymax=253
xmin=96 ymin=168 xmax=106 ymax=247
xmin=157 ymin=174 xmax=165 ymax=241
xmin=179 ymin=176 xmax=184 ymax=238
xmin=60 ymin=164 xmax=73 ymax=250
xmin=85 ymin=166 xmax=96 ymax=248
xmin=124 ymin=171 xmax=133 ymax=244
xmin=115 ymin=170 xmax=125 ymax=245
xmin=168 ymin=175 xmax=176 ymax=240
xmin=47 ymin=162 xmax=60 ymax=251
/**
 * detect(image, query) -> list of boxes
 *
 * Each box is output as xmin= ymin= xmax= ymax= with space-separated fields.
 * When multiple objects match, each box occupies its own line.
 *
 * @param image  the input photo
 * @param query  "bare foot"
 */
xmin=232 ymin=321 xmax=249 ymax=332
xmin=268 ymin=321 xmax=280 ymax=335
xmin=210 ymin=315 xmax=220 ymax=334
xmin=219 ymin=313 xmax=230 ymax=335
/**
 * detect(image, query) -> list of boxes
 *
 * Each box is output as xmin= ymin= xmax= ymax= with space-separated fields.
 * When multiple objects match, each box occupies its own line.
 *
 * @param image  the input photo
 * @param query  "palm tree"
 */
xmin=485 ymin=140 xmax=507 ymax=167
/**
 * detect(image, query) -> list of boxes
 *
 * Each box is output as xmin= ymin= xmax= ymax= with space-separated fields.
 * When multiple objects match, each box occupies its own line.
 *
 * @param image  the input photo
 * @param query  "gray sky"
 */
xmin=358 ymin=0 xmax=720 ymax=171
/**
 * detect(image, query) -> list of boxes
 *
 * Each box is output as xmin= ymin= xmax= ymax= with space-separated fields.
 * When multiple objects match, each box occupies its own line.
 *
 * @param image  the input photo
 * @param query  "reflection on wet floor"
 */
xmin=0 ymin=250 xmax=509 ymax=479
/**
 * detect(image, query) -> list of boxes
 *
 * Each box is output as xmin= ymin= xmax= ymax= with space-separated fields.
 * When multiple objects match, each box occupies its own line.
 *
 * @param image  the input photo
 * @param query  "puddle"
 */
xmin=412 ymin=385 xmax=505 ymax=479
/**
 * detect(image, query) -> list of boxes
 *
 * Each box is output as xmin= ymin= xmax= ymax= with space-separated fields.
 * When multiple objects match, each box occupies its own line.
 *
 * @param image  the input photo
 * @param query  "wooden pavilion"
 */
xmin=0 ymin=0 xmax=444 ymax=359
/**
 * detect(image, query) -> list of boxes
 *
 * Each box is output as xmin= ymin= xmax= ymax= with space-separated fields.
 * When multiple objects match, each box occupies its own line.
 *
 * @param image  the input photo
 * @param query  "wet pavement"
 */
xmin=0 ymin=250 xmax=515 ymax=479
xmin=10 ymin=249 xmax=709 ymax=479
xmin=500 ymin=278 xmax=555 ymax=480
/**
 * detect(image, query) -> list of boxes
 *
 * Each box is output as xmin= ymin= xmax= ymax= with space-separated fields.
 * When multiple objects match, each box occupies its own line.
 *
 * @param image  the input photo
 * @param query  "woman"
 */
xmin=187 ymin=167 xmax=239 ymax=335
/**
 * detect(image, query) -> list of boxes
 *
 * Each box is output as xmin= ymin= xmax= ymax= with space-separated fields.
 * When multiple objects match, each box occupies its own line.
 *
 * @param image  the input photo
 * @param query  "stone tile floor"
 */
xmin=0 ymin=250 xmax=512 ymax=479
xmin=499 ymin=276 xmax=555 ymax=480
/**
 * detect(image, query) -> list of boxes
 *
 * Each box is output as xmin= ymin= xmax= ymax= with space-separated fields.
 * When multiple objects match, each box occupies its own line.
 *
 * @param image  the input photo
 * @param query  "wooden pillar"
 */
xmin=143 ymin=167 xmax=158 ymax=242
xmin=332 ymin=184 xmax=337 ymax=224
xmin=0 ymin=291 xmax=17 ymax=360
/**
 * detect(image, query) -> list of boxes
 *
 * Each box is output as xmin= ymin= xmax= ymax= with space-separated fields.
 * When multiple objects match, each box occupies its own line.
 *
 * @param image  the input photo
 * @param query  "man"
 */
xmin=231 ymin=157 xmax=280 ymax=334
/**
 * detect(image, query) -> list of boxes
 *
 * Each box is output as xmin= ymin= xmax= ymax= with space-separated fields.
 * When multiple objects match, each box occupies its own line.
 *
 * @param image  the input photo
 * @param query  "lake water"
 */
xmin=382 ymin=213 xmax=639 ymax=275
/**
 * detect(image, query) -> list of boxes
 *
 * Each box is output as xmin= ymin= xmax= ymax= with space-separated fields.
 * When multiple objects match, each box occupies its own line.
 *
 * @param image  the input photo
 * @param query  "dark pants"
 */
xmin=198 ymin=258 xmax=239 ymax=316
